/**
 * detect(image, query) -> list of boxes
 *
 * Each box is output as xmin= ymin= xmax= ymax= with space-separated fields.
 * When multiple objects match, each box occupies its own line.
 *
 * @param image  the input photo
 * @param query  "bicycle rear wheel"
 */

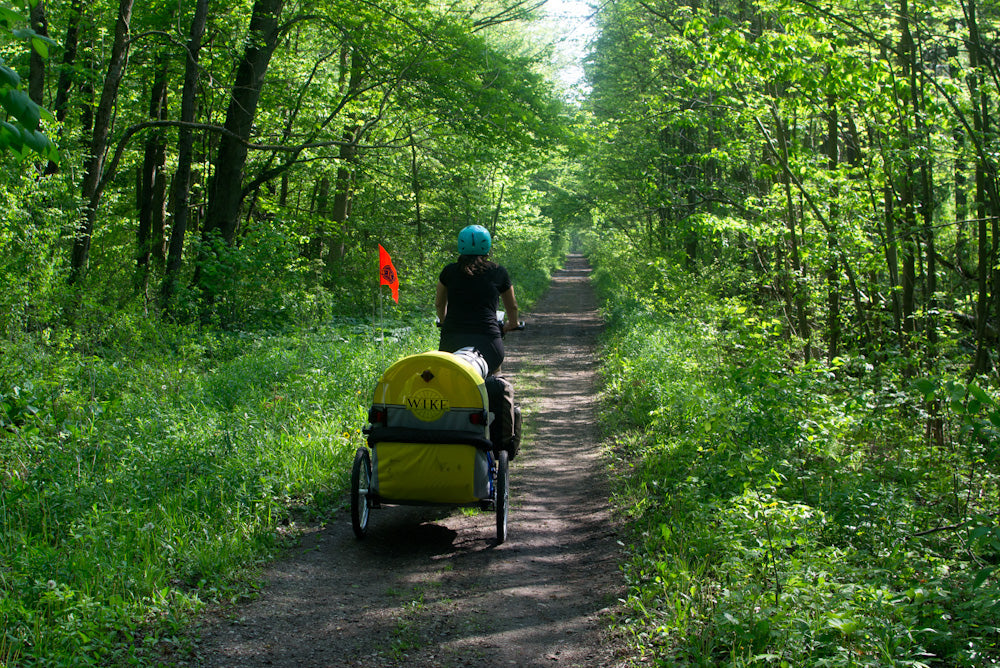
xmin=495 ymin=450 xmax=509 ymax=544
xmin=351 ymin=447 xmax=372 ymax=539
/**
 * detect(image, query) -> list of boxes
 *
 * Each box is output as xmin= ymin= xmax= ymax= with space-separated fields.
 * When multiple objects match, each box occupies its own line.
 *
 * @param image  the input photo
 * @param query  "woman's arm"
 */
xmin=500 ymin=286 xmax=520 ymax=332
xmin=435 ymin=281 xmax=449 ymax=322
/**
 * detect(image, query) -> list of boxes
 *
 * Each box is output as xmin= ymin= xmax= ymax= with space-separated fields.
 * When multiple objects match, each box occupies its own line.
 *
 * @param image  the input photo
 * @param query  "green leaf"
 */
xmin=0 ymin=63 xmax=20 ymax=89
xmin=31 ymin=36 xmax=49 ymax=59
xmin=0 ymin=117 xmax=56 ymax=161
xmin=0 ymin=122 xmax=17 ymax=150
xmin=19 ymin=126 xmax=49 ymax=153
xmin=914 ymin=378 xmax=936 ymax=400
xmin=659 ymin=523 xmax=672 ymax=541
xmin=972 ymin=566 xmax=994 ymax=589
xmin=0 ymin=88 xmax=40 ymax=131
xmin=0 ymin=7 xmax=24 ymax=27
xmin=969 ymin=384 xmax=992 ymax=406
xmin=970 ymin=526 xmax=990 ymax=540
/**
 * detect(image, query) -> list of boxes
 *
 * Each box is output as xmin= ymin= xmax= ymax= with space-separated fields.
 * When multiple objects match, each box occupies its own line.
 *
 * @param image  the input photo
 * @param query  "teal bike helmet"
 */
xmin=457 ymin=225 xmax=491 ymax=255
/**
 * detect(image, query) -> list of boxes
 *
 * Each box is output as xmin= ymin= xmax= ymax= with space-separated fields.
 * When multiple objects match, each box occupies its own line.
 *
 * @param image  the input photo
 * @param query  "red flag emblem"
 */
xmin=378 ymin=244 xmax=399 ymax=303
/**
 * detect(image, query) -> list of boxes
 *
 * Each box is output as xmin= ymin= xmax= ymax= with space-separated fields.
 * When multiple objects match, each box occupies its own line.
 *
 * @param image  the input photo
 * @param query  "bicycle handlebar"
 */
xmin=434 ymin=318 xmax=525 ymax=332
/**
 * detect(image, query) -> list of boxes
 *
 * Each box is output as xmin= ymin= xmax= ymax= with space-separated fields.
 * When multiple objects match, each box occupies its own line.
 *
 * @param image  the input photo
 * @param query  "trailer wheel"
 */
xmin=351 ymin=447 xmax=372 ymax=539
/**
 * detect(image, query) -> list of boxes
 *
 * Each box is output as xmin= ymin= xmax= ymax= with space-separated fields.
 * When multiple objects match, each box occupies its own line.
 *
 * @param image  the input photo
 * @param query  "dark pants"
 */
xmin=438 ymin=331 xmax=504 ymax=376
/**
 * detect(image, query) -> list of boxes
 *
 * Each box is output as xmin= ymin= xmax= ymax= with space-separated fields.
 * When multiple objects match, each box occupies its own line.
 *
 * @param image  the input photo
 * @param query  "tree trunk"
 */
xmin=162 ymin=0 xmax=209 ymax=309
xmin=954 ymin=129 xmax=970 ymax=271
xmin=991 ymin=215 xmax=1000 ymax=365
xmin=897 ymin=0 xmax=917 ymax=347
xmin=657 ymin=126 xmax=670 ymax=255
xmin=490 ymin=183 xmax=505 ymax=237
xmin=917 ymin=116 xmax=937 ymax=358
xmin=685 ymin=188 xmax=698 ymax=269
xmin=52 ymin=0 xmax=83 ymax=122
xmin=883 ymin=183 xmax=903 ymax=337
xmin=902 ymin=237 xmax=916 ymax=337
xmin=308 ymin=175 xmax=330 ymax=262
xmin=966 ymin=0 xmax=995 ymax=375
xmin=949 ymin=26 xmax=971 ymax=274
xmin=774 ymin=110 xmax=811 ymax=360
xmin=328 ymin=126 xmax=358 ymax=264
xmin=844 ymin=116 xmax=871 ymax=349
xmin=28 ymin=0 xmax=48 ymax=105
xmin=409 ymin=131 xmax=425 ymax=265
xmin=196 ymin=0 xmax=285 ymax=296
xmin=44 ymin=0 xmax=84 ymax=175
xmin=326 ymin=47 xmax=365 ymax=267
xmin=68 ymin=0 xmax=135 ymax=284
xmin=913 ymin=70 xmax=943 ymax=444
xmin=201 ymin=0 xmax=284 ymax=246
xmin=137 ymin=55 xmax=169 ymax=293
xmin=826 ymin=90 xmax=841 ymax=362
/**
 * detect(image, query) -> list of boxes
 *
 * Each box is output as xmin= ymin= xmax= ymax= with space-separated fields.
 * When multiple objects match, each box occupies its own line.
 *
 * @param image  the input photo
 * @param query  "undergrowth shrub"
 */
xmin=590 ymin=236 xmax=1000 ymax=667
xmin=0 ymin=316 xmax=436 ymax=666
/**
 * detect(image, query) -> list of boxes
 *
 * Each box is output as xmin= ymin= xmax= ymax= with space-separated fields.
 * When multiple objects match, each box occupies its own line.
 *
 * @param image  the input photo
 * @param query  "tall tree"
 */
xmin=162 ymin=0 xmax=210 ymax=308
xmin=69 ymin=0 xmax=135 ymax=284
xmin=965 ymin=0 xmax=998 ymax=374
xmin=136 ymin=54 xmax=169 ymax=293
xmin=194 ymin=0 xmax=285 ymax=297
xmin=27 ymin=0 xmax=48 ymax=105
xmin=327 ymin=47 xmax=363 ymax=269
xmin=44 ymin=0 xmax=84 ymax=175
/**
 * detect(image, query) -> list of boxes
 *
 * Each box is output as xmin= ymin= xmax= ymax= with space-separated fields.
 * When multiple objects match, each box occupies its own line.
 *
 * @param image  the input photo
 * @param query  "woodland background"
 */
xmin=1 ymin=0 xmax=999 ymax=665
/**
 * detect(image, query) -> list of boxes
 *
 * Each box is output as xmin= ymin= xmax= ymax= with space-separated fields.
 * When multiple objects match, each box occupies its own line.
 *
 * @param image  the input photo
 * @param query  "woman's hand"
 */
xmin=500 ymin=286 xmax=519 ymax=331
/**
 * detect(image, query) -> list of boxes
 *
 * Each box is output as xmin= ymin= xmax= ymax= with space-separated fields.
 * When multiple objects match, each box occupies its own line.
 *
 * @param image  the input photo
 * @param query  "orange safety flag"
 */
xmin=378 ymin=244 xmax=399 ymax=303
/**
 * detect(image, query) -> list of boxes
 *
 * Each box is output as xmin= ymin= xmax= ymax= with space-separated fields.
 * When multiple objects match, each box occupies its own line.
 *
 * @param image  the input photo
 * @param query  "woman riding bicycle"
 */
xmin=436 ymin=225 xmax=522 ymax=456
xmin=435 ymin=225 xmax=520 ymax=376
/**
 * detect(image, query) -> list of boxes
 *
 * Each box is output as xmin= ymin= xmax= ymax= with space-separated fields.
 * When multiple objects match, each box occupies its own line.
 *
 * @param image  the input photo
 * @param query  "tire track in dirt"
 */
xmin=192 ymin=253 xmax=626 ymax=668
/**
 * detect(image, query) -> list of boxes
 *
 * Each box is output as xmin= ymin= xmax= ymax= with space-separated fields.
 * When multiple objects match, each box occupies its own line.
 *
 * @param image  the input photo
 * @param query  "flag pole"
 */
xmin=376 ymin=246 xmax=384 ymax=366
xmin=379 ymin=272 xmax=385 ymax=364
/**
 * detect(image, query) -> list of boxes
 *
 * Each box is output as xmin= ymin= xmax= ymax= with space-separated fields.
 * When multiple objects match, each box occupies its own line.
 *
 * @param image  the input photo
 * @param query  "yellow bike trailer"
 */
xmin=352 ymin=350 xmax=510 ymax=543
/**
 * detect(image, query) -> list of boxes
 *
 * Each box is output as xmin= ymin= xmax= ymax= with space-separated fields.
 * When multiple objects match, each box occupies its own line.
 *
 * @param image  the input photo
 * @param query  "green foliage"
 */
xmin=494 ymin=217 xmax=566 ymax=307
xmin=594 ymin=234 xmax=1000 ymax=666
xmin=579 ymin=0 xmax=999 ymax=379
xmin=0 ymin=315 xmax=437 ymax=665
xmin=0 ymin=175 xmax=77 ymax=338
xmin=0 ymin=5 xmax=57 ymax=162
xmin=184 ymin=220 xmax=338 ymax=329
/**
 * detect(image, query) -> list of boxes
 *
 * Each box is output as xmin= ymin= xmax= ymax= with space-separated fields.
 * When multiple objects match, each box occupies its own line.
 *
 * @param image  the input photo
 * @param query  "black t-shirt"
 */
xmin=439 ymin=261 xmax=512 ymax=337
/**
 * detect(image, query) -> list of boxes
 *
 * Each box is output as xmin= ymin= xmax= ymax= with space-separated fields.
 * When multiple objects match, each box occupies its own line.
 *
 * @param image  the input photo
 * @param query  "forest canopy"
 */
xmin=0 ymin=0 xmax=571 ymax=332
xmin=583 ymin=0 xmax=1000 ymax=376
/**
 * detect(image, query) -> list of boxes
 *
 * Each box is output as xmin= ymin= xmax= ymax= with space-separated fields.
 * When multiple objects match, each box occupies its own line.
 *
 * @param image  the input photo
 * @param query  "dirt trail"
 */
xmin=193 ymin=254 xmax=625 ymax=668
